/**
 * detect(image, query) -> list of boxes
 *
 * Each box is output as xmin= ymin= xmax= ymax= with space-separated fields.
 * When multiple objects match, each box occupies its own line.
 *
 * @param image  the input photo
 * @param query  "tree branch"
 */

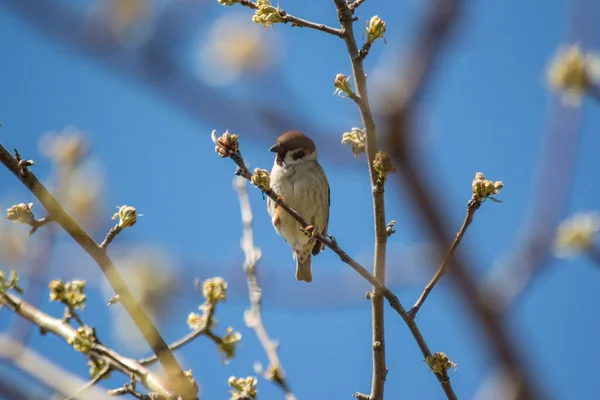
xmin=137 ymin=302 xmax=217 ymax=367
xmin=410 ymin=198 xmax=480 ymax=317
xmin=237 ymin=0 xmax=344 ymax=37
xmin=0 ymin=290 xmax=178 ymax=399
xmin=66 ymin=364 xmax=111 ymax=400
xmin=0 ymin=144 xmax=197 ymax=399
xmin=0 ymin=334 xmax=108 ymax=400
xmin=234 ymin=177 xmax=296 ymax=400
xmin=212 ymin=131 xmax=457 ymax=399
xmin=332 ymin=1 xmax=389 ymax=398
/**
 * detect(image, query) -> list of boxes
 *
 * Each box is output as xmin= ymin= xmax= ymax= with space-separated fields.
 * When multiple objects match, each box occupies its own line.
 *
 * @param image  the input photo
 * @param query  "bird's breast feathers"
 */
xmin=268 ymin=161 xmax=329 ymax=244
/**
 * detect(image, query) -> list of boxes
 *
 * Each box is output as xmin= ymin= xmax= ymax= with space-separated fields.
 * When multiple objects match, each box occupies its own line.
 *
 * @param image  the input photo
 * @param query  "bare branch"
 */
xmin=0 ymin=334 xmax=108 ymax=400
xmin=237 ymin=0 xmax=344 ymax=37
xmin=0 ymin=290 xmax=177 ymax=399
xmin=138 ymin=302 xmax=217 ymax=367
xmin=410 ymin=199 xmax=480 ymax=317
xmin=212 ymin=131 xmax=457 ymax=398
xmin=0 ymin=144 xmax=197 ymax=399
xmin=100 ymin=225 xmax=123 ymax=250
xmin=66 ymin=364 xmax=111 ymax=400
xmin=332 ymin=1 xmax=389 ymax=398
xmin=234 ymin=177 xmax=296 ymax=399
xmin=348 ymin=0 xmax=367 ymax=11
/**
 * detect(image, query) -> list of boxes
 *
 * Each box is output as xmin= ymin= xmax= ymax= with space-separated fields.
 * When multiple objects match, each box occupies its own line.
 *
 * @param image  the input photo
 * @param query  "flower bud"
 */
xmin=333 ymin=73 xmax=353 ymax=98
xmin=112 ymin=205 xmax=139 ymax=229
xmin=219 ymin=327 xmax=242 ymax=362
xmin=6 ymin=203 xmax=35 ymax=225
xmin=554 ymin=212 xmax=600 ymax=259
xmin=547 ymin=43 xmax=600 ymax=106
xmin=366 ymin=15 xmax=386 ymax=43
xmin=471 ymin=172 xmax=503 ymax=202
xmin=228 ymin=375 xmax=258 ymax=399
xmin=212 ymin=130 xmax=240 ymax=158
xmin=252 ymin=0 xmax=284 ymax=28
xmin=251 ymin=168 xmax=271 ymax=191
xmin=425 ymin=352 xmax=458 ymax=374
xmin=373 ymin=152 xmax=397 ymax=183
xmin=341 ymin=127 xmax=366 ymax=157
xmin=202 ymin=277 xmax=227 ymax=304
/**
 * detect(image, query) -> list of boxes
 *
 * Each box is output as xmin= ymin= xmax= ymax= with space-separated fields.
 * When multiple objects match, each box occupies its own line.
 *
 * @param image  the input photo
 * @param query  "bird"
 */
xmin=267 ymin=131 xmax=330 ymax=283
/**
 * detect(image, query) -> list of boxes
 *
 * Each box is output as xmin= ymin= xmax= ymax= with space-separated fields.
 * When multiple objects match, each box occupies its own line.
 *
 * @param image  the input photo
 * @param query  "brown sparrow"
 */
xmin=267 ymin=131 xmax=330 ymax=283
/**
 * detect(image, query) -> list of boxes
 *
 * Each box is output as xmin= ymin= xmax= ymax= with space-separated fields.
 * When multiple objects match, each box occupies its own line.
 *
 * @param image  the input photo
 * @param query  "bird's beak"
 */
xmin=269 ymin=144 xmax=280 ymax=153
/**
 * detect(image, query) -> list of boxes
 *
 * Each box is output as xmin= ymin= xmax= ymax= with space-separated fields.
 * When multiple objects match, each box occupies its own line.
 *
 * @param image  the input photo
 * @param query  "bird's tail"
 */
xmin=295 ymin=255 xmax=312 ymax=283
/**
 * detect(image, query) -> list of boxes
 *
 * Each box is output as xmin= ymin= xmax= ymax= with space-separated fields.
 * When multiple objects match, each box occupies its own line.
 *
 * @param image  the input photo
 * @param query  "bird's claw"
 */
xmin=301 ymin=225 xmax=318 ymax=239
xmin=327 ymin=235 xmax=338 ymax=246
xmin=275 ymin=195 xmax=284 ymax=206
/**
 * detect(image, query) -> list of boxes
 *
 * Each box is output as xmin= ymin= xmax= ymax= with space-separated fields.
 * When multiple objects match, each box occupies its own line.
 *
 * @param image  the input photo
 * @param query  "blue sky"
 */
xmin=1 ymin=0 xmax=600 ymax=399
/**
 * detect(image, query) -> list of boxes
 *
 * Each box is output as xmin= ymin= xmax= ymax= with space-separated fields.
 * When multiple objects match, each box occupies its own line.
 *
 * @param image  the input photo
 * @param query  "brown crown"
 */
xmin=269 ymin=131 xmax=316 ymax=154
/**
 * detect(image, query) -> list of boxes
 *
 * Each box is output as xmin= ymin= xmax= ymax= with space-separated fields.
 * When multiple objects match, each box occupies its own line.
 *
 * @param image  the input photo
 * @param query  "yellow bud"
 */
xmin=333 ymin=73 xmax=353 ymax=98
xmin=366 ymin=15 xmax=386 ymax=43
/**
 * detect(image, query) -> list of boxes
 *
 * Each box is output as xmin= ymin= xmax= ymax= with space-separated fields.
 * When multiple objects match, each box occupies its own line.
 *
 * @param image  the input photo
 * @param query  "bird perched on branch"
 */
xmin=267 ymin=131 xmax=330 ymax=283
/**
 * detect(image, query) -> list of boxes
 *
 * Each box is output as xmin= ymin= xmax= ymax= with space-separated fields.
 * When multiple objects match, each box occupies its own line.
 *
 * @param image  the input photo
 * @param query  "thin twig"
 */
xmin=28 ymin=215 xmax=54 ymax=235
xmin=332 ymin=1 xmax=389 ymax=398
xmin=234 ymin=177 xmax=296 ymax=400
xmin=0 ymin=291 xmax=177 ymax=399
xmin=212 ymin=133 xmax=457 ymax=398
xmin=65 ymin=364 xmax=111 ymax=400
xmin=107 ymin=384 xmax=155 ymax=399
xmin=409 ymin=198 xmax=480 ymax=317
xmin=348 ymin=0 xmax=367 ymax=11
xmin=63 ymin=301 xmax=87 ymax=328
xmin=0 ymin=144 xmax=197 ymax=400
xmin=100 ymin=225 xmax=123 ymax=250
xmin=237 ymin=0 xmax=344 ymax=37
xmin=138 ymin=303 xmax=216 ymax=366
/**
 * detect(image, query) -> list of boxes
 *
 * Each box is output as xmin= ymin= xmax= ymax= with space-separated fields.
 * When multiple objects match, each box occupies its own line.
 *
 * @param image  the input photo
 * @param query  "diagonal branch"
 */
xmin=410 ymin=198 xmax=480 ymax=317
xmin=235 ymin=177 xmax=296 ymax=400
xmin=66 ymin=364 xmax=111 ymax=400
xmin=0 ymin=290 xmax=177 ymax=399
xmin=137 ymin=301 xmax=217 ymax=367
xmin=212 ymin=131 xmax=457 ymax=399
xmin=0 ymin=144 xmax=197 ymax=400
xmin=0 ymin=334 xmax=108 ymax=400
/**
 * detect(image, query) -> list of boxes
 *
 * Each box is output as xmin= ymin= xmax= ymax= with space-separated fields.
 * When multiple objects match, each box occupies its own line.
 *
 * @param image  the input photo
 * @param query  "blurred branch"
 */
xmin=382 ymin=0 xmax=546 ymax=398
xmin=3 ymin=0 xmax=360 ymax=166
xmin=212 ymin=131 xmax=457 ymax=398
xmin=0 ymin=335 xmax=108 ymax=400
xmin=66 ymin=364 xmax=111 ymax=400
xmin=234 ymin=177 xmax=296 ymax=400
xmin=0 ymin=144 xmax=197 ymax=399
xmin=480 ymin=0 xmax=598 ymax=313
xmin=0 ymin=291 xmax=176 ymax=399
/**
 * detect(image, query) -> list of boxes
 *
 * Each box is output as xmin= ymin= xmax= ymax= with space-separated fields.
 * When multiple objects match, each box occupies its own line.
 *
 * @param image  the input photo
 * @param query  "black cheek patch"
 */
xmin=292 ymin=149 xmax=306 ymax=161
